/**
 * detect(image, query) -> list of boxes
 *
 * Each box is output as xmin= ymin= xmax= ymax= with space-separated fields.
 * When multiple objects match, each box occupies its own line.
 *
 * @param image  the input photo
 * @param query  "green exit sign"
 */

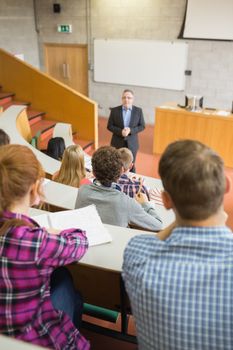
xmin=57 ymin=24 xmax=72 ymax=33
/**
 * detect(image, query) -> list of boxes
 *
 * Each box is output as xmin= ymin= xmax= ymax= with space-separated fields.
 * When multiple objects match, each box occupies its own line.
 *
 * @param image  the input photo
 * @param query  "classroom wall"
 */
xmin=1 ymin=0 xmax=233 ymax=124
xmin=0 ymin=0 xmax=40 ymax=68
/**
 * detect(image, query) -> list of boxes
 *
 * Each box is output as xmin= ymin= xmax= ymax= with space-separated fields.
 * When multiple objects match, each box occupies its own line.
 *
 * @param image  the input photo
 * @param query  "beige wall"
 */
xmin=1 ymin=0 xmax=233 ymax=124
xmin=0 ymin=0 xmax=40 ymax=67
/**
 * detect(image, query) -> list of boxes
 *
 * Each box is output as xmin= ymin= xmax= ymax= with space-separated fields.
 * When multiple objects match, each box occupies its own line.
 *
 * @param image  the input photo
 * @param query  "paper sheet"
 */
xmin=33 ymin=205 xmax=112 ymax=247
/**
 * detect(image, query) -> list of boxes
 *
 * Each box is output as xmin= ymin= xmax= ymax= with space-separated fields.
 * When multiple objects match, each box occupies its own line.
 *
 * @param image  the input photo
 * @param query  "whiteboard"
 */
xmin=94 ymin=39 xmax=188 ymax=91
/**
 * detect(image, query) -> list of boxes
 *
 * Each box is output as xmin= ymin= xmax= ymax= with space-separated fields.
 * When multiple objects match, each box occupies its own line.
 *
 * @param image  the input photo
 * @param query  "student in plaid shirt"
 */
xmin=117 ymin=147 xmax=150 ymax=199
xmin=0 ymin=145 xmax=89 ymax=349
xmin=123 ymin=140 xmax=232 ymax=350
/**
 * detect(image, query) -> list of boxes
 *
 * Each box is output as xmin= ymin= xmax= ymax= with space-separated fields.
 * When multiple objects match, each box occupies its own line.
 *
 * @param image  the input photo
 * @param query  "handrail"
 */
xmin=0 ymin=48 xmax=98 ymax=148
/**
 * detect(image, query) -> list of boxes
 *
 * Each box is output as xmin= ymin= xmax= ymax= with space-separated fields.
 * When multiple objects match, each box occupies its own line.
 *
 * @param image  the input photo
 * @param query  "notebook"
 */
xmin=33 ymin=205 xmax=112 ymax=247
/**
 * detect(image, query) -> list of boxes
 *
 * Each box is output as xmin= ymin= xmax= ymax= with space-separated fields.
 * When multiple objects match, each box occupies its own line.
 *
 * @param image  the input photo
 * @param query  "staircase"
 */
xmin=0 ymin=88 xmax=93 ymax=152
xmin=0 ymin=90 xmax=55 ymax=149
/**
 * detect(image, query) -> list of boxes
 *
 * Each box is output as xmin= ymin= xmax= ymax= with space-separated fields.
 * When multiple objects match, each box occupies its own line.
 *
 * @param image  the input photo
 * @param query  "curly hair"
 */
xmin=92 ymin=146 xmax=122 ymax=186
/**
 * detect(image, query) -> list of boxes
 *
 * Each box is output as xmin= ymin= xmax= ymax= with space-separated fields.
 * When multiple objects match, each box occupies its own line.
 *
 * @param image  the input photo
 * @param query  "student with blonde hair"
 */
xmin=53 ymin=144 xmax=92 ymax=187
xmin=0 ymin=144 xmax=89 ymax=349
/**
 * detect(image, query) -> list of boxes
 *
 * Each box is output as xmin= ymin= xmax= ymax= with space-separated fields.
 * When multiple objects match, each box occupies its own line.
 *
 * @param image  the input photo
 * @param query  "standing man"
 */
xmin=107 ymin=89 xmax=145 ymax=173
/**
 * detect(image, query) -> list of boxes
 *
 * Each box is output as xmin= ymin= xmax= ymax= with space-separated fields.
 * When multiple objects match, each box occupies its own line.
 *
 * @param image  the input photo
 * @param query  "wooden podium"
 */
xmin=153 ymin=105 xmax=233 ymax=167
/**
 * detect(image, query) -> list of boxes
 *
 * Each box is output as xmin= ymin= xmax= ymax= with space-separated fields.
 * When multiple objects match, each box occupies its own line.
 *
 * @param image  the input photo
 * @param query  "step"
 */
xmin=2 ymin=100 xmax=30 ymax=110
xmin=0 ymin=92 xmax=15 ymax=107
xmin=31 ymin=120 xmax=56 ymax=140
xmin=38 ymin=133 xmax=54 ymax=151
xmin=27 ymin=108 xmax=46 ymax=126
xmin=73 ymin=133 xmax=94 ymax=154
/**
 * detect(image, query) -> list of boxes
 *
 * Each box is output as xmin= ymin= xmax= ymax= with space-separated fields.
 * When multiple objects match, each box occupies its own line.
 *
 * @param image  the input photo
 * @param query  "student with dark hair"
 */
xmin=0 ymin=144 xmax=89 ymax=349
xmin=123 ymin=140 xmax=232 ymax=350
xmin=46 ymin=137 xmax=65 ymax=160
xmin=0 ymin=129 xmax=10 ymax=146
xmin=75 ymin=146 xmax=162 ymax=231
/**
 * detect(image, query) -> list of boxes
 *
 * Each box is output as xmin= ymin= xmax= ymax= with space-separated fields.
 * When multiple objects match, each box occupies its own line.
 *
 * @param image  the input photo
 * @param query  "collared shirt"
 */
xmin=118 ymin=173 xmax=150 ymax=199
xmin=122 ymin=106 xmax=132 ymax=128
xmin=122 ymin=226 xmax=233 ymax=350
xmin=93 ymin=178 xmax=122 ymax=191
xmin=0 ymin=211 xmax=89 ymax=349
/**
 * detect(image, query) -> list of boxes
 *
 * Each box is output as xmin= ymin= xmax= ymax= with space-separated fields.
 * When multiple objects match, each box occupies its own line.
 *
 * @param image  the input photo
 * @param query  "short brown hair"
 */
xmin=117 ymin=148 xmax=133 ymax=171
xmin=92 ymin=146 xmax=122 ymax=186
xmin=159 ymin=140 xmax=225 ymax=220
xmin=0 ymin=129 xmax=10 ymax=146
xmin=122 ymin=89 xmax=134 ymax=96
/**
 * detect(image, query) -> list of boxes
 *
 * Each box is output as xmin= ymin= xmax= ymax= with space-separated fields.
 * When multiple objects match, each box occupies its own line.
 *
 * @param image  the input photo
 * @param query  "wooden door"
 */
xmin=44 ymin=44 xmax=88 ymax=96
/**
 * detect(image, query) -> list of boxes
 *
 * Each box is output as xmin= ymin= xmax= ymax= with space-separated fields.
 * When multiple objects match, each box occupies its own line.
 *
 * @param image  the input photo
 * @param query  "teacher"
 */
xmin=107 ymin=89 xmax=145 ymax=173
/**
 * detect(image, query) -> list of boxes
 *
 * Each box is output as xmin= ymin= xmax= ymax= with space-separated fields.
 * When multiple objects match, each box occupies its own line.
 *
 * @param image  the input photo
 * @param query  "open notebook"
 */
xmin=33 ymin=205 xmax=112 ymax=247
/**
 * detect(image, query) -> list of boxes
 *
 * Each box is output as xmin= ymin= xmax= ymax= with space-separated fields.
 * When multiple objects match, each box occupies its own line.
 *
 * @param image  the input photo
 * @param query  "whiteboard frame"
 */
xmin=94 ymin=39 xmax=188 ymax=91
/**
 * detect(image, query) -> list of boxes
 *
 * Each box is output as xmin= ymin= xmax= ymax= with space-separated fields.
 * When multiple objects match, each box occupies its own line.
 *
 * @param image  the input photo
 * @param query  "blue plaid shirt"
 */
xmin=122 ymin=226 xmax=233 ymax=350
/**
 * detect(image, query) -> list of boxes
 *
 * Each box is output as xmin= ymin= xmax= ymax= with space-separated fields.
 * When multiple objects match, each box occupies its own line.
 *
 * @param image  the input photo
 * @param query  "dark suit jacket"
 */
xmin=107 ymin=105 xmax=145 ymax=155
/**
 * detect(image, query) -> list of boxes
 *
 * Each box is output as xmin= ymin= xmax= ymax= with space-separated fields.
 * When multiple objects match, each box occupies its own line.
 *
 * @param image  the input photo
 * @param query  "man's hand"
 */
xmin=122 ymin=127 xmax=131 ymax=137
xmin=125 ymin=127 xmax=131 ymax=136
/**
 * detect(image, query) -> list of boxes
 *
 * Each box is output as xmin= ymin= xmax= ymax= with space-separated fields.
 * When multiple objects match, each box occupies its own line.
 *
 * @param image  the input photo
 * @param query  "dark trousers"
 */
xmin=50 ymin=267 xmax=83 ymax=329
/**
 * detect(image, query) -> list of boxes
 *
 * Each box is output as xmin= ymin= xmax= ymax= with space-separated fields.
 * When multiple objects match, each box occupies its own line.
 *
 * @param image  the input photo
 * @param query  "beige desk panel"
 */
xmin=153 ymin=107 xmax=233 ymax=167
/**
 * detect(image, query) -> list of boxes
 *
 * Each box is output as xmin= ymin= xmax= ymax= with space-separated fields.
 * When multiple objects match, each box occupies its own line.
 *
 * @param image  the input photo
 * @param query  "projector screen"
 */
xmin=182 ymin=0 xmax=233 ymax=40
xmin=94 ymin=39 xmax=188 ymax=91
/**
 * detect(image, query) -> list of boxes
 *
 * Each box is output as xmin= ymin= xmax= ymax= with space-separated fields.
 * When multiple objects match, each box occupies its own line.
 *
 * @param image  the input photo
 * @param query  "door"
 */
xmin=44 ymin=44 xmax=88 ymax=96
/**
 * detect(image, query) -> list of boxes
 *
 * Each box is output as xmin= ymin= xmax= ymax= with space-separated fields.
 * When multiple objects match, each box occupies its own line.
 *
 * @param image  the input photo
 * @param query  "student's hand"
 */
xmin=135 ymin=192 xmax=149 ymax=204
xmin=86 ymin=171 xmax=94 ymax=179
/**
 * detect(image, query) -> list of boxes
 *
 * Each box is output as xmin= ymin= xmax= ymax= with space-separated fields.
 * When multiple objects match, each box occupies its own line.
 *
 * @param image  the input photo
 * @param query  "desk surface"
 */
xmin=30 ymin=208 xmax=164 ymax=273
xmin=0 ymin=335 xmax=45 ymax=349
xmin=42 ymin=179 xmax=78 ymax=209
xmin=80 ymin=223 xmax=154 ymax=272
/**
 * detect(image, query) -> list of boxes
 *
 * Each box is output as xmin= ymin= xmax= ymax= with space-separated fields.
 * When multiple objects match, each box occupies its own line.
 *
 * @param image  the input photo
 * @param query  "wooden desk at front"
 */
xmin=153 ymin=106 xmax=233 ymax=167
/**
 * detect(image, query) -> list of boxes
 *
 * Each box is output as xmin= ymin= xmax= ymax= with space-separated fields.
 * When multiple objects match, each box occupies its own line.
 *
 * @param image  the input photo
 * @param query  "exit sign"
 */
xmin=57 ymin=24 xmax=72 ymax=33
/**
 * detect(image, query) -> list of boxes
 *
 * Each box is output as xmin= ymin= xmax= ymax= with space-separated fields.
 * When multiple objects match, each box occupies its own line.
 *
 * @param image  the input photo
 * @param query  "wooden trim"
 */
xmin=16 ymin=108 xmax=32 ymax=142
xmin=153 ymin=106 xmax=233 ymax=167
